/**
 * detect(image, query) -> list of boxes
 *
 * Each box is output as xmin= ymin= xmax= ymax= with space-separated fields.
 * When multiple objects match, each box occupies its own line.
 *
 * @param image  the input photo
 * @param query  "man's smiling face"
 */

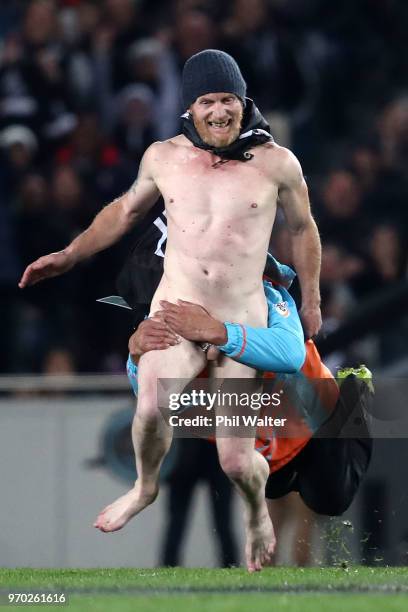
xmin=189 ymin=93 xmax=244 ymax=148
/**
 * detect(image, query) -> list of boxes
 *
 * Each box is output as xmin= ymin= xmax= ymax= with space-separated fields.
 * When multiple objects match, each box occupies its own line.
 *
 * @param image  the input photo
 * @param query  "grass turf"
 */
xmin=0 ymin=568 xmax=407 ymax=611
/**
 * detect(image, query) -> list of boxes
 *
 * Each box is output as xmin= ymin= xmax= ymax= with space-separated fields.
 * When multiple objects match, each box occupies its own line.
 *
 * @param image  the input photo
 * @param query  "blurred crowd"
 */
xmin=1 ymin=0 xmax=407 ymax=374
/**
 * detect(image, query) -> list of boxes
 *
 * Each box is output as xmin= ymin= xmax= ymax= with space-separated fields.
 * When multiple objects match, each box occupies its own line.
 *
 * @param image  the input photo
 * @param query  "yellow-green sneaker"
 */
xmin=337 ymin=365 xmax=374 ymax=394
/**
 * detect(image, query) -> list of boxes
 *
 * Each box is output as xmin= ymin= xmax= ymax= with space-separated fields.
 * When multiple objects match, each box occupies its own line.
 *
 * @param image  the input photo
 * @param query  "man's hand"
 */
xmin=128 ymin=318 xmax=180 ymax=362
xmin=158 ymin=300 xmax=227 ymax=345
xmin=18 ymin=250 xmax=76 ymax=288
xmin=300 ymin=304 xmax=322 ymax=339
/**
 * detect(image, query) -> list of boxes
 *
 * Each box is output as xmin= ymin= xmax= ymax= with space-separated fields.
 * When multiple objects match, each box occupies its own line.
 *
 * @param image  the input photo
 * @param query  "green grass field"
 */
xmin=0 ymin=567 xmax=407 ymax=612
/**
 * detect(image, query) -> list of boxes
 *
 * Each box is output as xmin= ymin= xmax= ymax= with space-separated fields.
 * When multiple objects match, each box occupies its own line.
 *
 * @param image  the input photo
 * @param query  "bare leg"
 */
xmin=217 ymin=436 xmax=276 ymax=571
xmin=265 ymin=495 xmax=289 ymax=566
xmin=266 ymin=493 xmax=316 ymax=566
xmin=213 ymin=358 xmax=276 ymax=572
xmin=94 ymin=340 xmax=205 ymax=532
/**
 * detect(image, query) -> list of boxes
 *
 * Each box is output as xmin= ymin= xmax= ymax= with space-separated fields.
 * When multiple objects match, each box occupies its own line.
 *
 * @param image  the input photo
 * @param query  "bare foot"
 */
xmin=244 ymin=454 xmax=276 ymax=572
xmin=245 ymin=507 xmax=276 ymax=572
xmin=93 ymin=482 xmax=158 ymax=533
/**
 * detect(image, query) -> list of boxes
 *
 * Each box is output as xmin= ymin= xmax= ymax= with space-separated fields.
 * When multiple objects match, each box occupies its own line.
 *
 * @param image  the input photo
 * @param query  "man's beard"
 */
xmin=192 ymin=114 xmax=243 ymax=148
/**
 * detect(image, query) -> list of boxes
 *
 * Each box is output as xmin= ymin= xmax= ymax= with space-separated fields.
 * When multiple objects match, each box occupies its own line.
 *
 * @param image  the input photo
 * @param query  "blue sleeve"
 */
xmin=127 ymin=282 xmax=306 ymax=392
xmin=264 ymin=253 xmax=296 ymax=288
xmin=126 ymin=354 xmax=139 ymax=396
xmin=218 ymin=282 xmax=305 ymax=372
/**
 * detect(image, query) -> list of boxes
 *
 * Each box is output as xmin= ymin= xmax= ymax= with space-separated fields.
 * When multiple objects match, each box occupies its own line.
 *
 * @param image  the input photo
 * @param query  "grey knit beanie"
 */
xmin=181 ymin=49 xmax=247 ymax=109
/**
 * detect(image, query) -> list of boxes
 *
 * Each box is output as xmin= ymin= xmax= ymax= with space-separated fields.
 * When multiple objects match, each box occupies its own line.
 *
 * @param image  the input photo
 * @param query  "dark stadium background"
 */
xmin=0 ymin=0 xmax=407 ymax=569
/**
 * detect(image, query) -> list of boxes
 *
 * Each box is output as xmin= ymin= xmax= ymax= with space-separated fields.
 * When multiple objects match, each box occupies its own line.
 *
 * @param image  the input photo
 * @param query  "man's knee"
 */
xmin=307 ymin=493 xmax=352 ymax=517
xmin=297 ymin=436 xmax=372 ymax=517
xmin=136 ymin=388 xmax=161 ymax=423
xmin=299 ymin=471 xmax=358 ymax=517
xmin=218 ymin=448 xmax=250 ymax=483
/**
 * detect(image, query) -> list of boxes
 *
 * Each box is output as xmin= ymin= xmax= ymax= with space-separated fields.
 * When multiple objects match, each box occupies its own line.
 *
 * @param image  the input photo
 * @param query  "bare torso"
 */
xmin=150 ymin=135 xmax=281 ymax=326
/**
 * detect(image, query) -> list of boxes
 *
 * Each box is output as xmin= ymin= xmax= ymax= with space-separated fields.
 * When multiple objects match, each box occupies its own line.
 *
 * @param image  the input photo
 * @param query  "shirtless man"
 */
xmin=19 ymin=50 xmax=321 ymax=571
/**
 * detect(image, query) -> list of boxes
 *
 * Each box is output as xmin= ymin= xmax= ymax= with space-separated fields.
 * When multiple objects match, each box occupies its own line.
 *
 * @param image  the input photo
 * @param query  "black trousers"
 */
xmin=160 ymin=438 xmax=239 ymax=567
xmin=265 ymin=375 xmax=373 ymax=515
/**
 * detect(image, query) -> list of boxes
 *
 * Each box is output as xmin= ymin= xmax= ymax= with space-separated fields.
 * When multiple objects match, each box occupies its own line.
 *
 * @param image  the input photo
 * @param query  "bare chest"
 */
xmin=156 ymin=152 xmax=278 ymax=220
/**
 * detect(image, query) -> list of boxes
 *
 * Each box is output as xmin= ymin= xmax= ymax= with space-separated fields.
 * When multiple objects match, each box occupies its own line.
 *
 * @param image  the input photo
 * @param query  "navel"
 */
xmin=251 ymin=202 xmax=258 ymax=208
xmin=169 ymin=198 xmax=174 ymax=203
xmin=203 ymin=269 xmax=209 ymax=275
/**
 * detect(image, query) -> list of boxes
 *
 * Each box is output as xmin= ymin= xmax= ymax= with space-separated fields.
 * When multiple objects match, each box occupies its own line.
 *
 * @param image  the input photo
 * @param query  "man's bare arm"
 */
xmin=19 ymin=144 xmax=161 ymax=288
xmin=128 ymin=318 xmax=181 ymax=363
xmin=134 ymin=298 xmax=305 ymax=372
xmin=159 ymin=300 xmax=227 ymax=344
xmin=65 ymin=145 xmax=161 ymax=262
xmin=277 ymin=148 xmax=322 ymax=336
